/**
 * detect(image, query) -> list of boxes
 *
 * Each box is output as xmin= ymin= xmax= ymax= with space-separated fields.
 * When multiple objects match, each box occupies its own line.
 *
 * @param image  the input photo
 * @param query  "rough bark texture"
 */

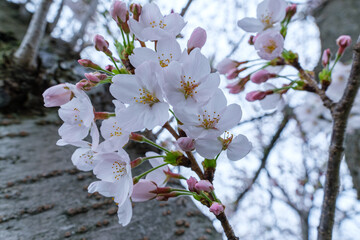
xmin=0 ymin=113 xmax=221 ymax=240
xmin=313 ymin=0 xmax=360 ymax=200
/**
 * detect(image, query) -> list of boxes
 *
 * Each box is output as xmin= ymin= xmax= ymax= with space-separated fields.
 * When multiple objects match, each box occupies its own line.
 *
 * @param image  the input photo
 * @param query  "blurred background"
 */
xmin=0 ymin=0 xmax=360 ymax=239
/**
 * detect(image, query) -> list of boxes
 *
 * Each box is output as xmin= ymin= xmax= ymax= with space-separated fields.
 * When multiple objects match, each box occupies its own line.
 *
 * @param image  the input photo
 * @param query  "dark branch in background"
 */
xmin=233 ymin=107 xmax=292 ymax=210
xmin=14 ymin=0 xmax=53 ymax=69
xmin=226 ymin=35 xmax=246 ymax=58
xmin=317 ymin=37 xmax=360 ymax=240
xmin=237 ymin=112 xmax=276 ymax=126
xmin=49 ymin=0 xmax=64 ymax=33
xmin=180 ymin=0 xmax=194 ymax=17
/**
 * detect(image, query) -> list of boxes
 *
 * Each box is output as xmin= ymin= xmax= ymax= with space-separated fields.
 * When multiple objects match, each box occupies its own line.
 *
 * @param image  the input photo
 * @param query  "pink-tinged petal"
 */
xmin=227 ymin=134 xmax=252 ymax=161
xmin=117 ymin=198 xmax=132 ymax=226
xmin=195 ymin=137 xmax=222 ymax=159
xmin=88 ymin=181 xmax=127 ymax=205
xmin=216 ymin=58 xmax=238 ymax=75
xmin=177 ymin=137 xmax=195 ymax=152
xmin=58 ymin=123 xmax=89 ymax=141
xmin=217 ymin=104 xmax=242 ymax=132
xmin=90 ymin=123 xmax=99 ymax=150
xmin=163 ymin=13 xmax=186 ymax=36
xmin=187 ymin=177 xmax=198 ymax=192
xmin=56 ymin=139 xmax=90 ymax=148
xmin=237 ymin=17 xmax=263 ymax=32
xmin=187 ymin=27 xmax=207 ymax=50
xmin=195 ymin=180 xmax=214 ymax=192
xmin=129 ymin=47 xmax=158 ymax=68
xmin=254 ymin=29 xmax=284 ymax=60
xmin=209 ymin=202 xmax=224 ymax=215
xmin=43 ymin=83 xmax=72 ymax=107
xmin=132 ymin=179 xmax=157 ymax=202
xmin=269 ymin=0 xmax=287 ymax=23
xmin=110 ymin=74 xmax=140 ymax=103
xmin=113 ymin=177 xmax=132 ymax=206
xmin=71 ymin=148 xmax=97 ymax=171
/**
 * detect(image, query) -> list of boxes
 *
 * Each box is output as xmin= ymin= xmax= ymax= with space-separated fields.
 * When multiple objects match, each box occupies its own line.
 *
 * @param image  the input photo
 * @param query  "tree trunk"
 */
xmin=14 ymin=0 xmax=53 ymax=69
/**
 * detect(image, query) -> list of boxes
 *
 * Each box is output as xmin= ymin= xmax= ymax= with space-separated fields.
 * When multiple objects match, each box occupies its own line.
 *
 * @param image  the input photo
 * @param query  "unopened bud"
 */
xmin=105 ymin=65 xmax=115 ymax=72
xmin=336 ymin=35 xmax=352 ymax=56
xmin=111 ymin=0 xmax=127 ymax=24
xmin=130 ymin=3 xmax=142 ymax=21
xmin=94 ymin=35 xmax=112 ymax=56
xmin=78 ymin=59 xmax=101 ymax=70
xmin=130 ymin=157 xmax=143 ymax=168
xmin=285 ymin=4 xmax=297 ymax=20
xmin=248 ymin=35 xmax=255 ymax=45
xmin=245 ymin=91 xmax=267 ymax=102
xmin=129 ymin=132 xmax=145 ymax=142
xmin=195 ymin=180 xmax=214 ymax=192
xmin=226 ymin=81 xmax=243 ymax=94
xmin=321 ymin=48 xmax=331 ymax=67
xmin=187 ymin=27 xmax=207 ymax=53
xmin=43 ymin=84 xmax=72 ymax=107
xmin=76 ymin=79 xmax=95 ymax=91
xmin=85 ymin=72 xmax=107 ymax=83
xmin=187 ymin=176 xmax=198 ymax=192
xmin=250 ymin=69 xmax=276 ymax=84
xmin=94 ymin=112 xmax=112 ymax=120
xmin=209 ymin=202 xmax=225 ymax=216
xmin=177 ymin=137 xmax=195 ymax=152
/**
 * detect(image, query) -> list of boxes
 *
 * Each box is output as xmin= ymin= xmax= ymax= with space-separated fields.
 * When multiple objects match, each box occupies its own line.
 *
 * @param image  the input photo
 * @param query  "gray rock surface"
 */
xmin=0 ymin=112 xmax=222 ymax=240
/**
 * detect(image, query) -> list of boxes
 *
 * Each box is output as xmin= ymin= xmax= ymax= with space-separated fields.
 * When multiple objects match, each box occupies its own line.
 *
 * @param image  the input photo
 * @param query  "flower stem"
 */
xmin=142 ymin=138 xmax=171 ymax=153
xmin=134 ymin=163 xmax=168 ymax=181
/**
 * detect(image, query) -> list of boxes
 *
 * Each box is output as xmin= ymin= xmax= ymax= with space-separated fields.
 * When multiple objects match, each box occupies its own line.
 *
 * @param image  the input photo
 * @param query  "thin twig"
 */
xmin=234 ymin=108 xmax=291 ymax=209
xmin=180 ymin=0 xmax=194 ymax=17
xmin=317 ymin=37 xmax=360 ymax=240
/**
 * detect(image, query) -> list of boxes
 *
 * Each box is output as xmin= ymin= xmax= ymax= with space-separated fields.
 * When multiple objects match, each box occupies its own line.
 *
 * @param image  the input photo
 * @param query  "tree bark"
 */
xmin=14 ymin=0 xmax=53 ymax=69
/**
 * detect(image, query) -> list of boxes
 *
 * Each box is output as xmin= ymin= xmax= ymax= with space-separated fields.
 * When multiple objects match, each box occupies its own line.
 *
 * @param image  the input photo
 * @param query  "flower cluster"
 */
xmin=43 ymin=1 xmax=252 ymax=226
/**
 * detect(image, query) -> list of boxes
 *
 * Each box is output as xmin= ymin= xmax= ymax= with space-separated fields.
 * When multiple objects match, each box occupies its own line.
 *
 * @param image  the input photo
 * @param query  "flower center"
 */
xmin=80 ymin=150 xmax=95 ymax=165
xmin=149 ymin=20 xmax=167 ymax=29
xmin=198 ymin=110 xmax=220 ymax=129
xmin=134 ymin=88 xmax=160 ymax=106
xmin=158 ymin=53 xmax=173 ymax=68
xmin=110 ymin=121 xmax=122 ymax=137
xmin=222 ymin=132 xmax=233 ymax=150
xmin=265 ymin=40 xmax=277 ymax=54
xmin=180 ymin=75 xmax=199 ymax=99
xmin=261 ymin=13 xmax=273 ymax=27
xmin=112 ymin=161 xmax=127 ymax=180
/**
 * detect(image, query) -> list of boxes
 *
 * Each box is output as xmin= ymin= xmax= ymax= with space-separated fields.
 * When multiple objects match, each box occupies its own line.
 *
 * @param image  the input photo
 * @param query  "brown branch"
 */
xmin=180 ymin=0 xmax=194 ymax=17
xmin=317 ymin=38 xmax=360 ymax=240
xmin=233 ymin=108 xmax=291 ymax=209
xmin=216 ymin=212 xmax=239 ymax=240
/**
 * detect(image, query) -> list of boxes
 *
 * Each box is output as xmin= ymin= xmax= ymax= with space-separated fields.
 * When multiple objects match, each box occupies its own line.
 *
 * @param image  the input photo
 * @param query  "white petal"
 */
xmin=58 ymin=123 xmax=89 ymax=141
xmin=227 ymin=134 xmax=252 ymax=161
xmin=117 ymin=198 xmax=132 ymax=226
xmin=217 ymin=104 xmax=242 ymax=132
xmin=71 ymin=148 xmax=97 ymax=171
xmin=110 ymin=75 xmax=140 ymax=103
xmin=163 ymin=13 xmax=186 ymax=36
xmin=237 ymin=18 xmax=263 ymax=32
xmin=195 ymin=138 xmax=222 ymax=159
xmin=129 ymin=47 xmax=158 ymax=68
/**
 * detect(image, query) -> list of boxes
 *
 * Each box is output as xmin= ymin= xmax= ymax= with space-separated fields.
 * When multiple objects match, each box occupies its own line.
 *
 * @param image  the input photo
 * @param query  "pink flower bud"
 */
xmin=105 ymin=65 xmax=115 ymax=71
xmin=209 ymin=202 xmax=224 ymax=216
xmin=130 ymin=3 xmax=142 ymax=21
xmin=94 ymin=112 xmax=111 ymax=120
xmin=111 ymin=0 xmax=127 ymax=24
xmin=321 ymin=48 xmax=331 ymax=67
xmin=94 ymin=35 xmax=112 ymax=56
xmin=195 ymin=180 xmax=214 ymax=192
xmin=187 ymin=176 xmax=198 ymax=192
xmin=216 ymin=58 xmax=238 ymax=75
xmin=43 ymin=84 xmax=72 ymax=107
xmin=78 ymin=59 xmax=101 ymax=70
xmin=245 ymin=91 xmax=267 ymax=102
xmin=285 ymin=4 xmax=297 ymax=19
xmin=177 ymin=137 xmax=195 ymax=152
xmin=250 ymin=69 xmax=275 ymax=84
xmin=85 ymin=72 xmax=107 ymax=83
xmin=187 ymin=27 xmax=207 ymax=53
xmin=226 ymin=82 xmax=243 ymax=94
xmin=129 ymin=132 xmax=145 ymax=142
xmin=336 ymin=35 xmax=352 ymax=56
xmin=132 ymin=180 xmax=157 ymax=202
xmin=76 ymin=79 xmax=94 ymax=91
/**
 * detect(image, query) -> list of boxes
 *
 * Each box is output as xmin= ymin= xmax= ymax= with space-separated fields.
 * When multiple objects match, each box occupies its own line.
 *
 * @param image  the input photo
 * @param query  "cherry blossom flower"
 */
xmin=254 ymin=29 xmax=284 ymax=60
xmin=195 ymin=133 xmax=252 ymax=161
xmin=163 ymin=49 xmax=220 ymax=108
xmin=250 ymin=69 xmax=276 ymax=84
xmin=195 ymin=180 xmax=214 ymax=192
xmin=177 ymin=137 xmax=195 ymax=152
xmin=237 ymin=0 xmax=287 ymax=33
xmin=91 ymin=150 xmax=133 ymax=206
xmin=131 ymin=179 xmax=158 ymax=202
xmin=216 ymin=58 xmax=239 ymax=75
xmin=58 ymin=96 xmax=95 ymax=142
xmin=110 ymin=61 xmax=169 ymax=131
xmin=128 ymin=3 xmax=185 ymax=41
xmin=175 ymin=90 xmax=242 ymax=139
xmin=187 ymin=176 xmax=198 ymax=192
xmin=129 ymin=37 xmax=181 ymax=69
